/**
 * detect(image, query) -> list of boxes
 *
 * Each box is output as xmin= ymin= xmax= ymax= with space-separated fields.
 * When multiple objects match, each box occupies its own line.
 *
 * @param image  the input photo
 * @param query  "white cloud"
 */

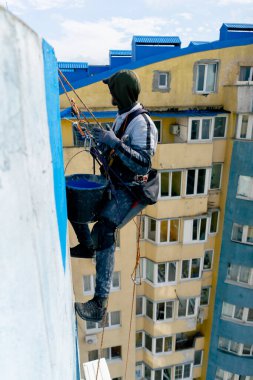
xmin=4 ymin=0 xmax=85 ymax=12
xmin=50 ymin=16 xmax=183 ymax=64
xmin=217 ymin=0 xmax=252 ymax=3
xmin=178 ymin=12 xmax=192 ymax=20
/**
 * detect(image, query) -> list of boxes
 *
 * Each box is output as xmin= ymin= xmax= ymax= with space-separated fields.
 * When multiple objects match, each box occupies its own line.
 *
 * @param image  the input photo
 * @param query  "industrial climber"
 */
xmin=74 ymin=69 xmax=158 ymax=322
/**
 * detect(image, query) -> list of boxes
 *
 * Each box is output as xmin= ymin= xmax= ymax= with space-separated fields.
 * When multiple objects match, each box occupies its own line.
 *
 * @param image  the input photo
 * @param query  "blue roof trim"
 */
xmin=223 ymin=23 xmax=253 ymax=30
xmin=59 ymin=36 xmax=253 ymax=94
xmin=61 ymin=108 xmax=229 ymax=119
xmin=58 ymin=62 xmax=88 ymax=69
xmin=133 ymin=36 xmax=181 ymax=44
xmin=110 ymin=50 xmax=132 ymax=56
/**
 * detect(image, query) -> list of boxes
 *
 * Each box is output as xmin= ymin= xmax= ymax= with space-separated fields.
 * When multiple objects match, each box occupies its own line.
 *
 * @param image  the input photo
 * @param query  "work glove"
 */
xmin=93 ymin=127 xmax=120 ymax=149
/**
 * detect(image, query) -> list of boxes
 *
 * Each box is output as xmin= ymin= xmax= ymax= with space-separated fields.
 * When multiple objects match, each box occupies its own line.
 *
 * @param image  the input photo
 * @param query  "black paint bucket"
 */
xmin=65 ymin=174 xmax=108 ymax=223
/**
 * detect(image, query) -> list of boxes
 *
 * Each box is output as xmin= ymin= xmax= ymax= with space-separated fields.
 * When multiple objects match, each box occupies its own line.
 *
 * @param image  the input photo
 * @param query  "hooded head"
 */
xmin=103 ymin=70 xmax=141 ymax=113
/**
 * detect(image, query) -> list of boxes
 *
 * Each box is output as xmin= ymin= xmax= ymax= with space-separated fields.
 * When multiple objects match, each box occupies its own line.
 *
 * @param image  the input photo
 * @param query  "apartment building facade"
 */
xmin=59 ymin=23 xmax=253 ymax=380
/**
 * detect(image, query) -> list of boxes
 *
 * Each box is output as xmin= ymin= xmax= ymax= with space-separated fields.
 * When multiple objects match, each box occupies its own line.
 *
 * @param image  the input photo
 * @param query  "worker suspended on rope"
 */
xmin=74 ymin=69 xmax=158 ymax=322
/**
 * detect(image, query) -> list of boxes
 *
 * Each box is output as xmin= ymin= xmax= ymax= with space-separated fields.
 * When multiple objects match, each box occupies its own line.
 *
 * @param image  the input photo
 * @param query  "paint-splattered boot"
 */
xmin=75 ymin=296 xmax=107 ymax=322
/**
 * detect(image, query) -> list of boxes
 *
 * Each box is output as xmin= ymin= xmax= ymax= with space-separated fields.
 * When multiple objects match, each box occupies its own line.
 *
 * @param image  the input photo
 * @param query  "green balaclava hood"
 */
xmin=103 ymin=70 xmax=141 ymax=113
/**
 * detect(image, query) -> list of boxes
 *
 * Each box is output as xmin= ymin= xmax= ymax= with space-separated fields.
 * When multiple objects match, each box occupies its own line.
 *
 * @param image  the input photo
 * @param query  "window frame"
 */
xmin=185 ymin=168 xmax=210 ymax=196
xmin=177 ymin=297 xmax=198 ymax=318
xmin=226 ymin=263 xmax=253 ymax=287
xmin=213 ymin=114 xmax=228 ymax=139
xmin=159 ymin=170 xmax=182 ymax=199
xmin=210 ymin=163 xmax=223 ymax=190
xmin=238 ymin=65 xmax=253 ymax=83
xmin=236 ymin=114 xmax=253 ymax=140
xmin=143 ymin=258 xmax=177 ymax=286
xmin=146 ymin=216 xmax=180 ymax=244
xmin=200 ymin=287 xmax=211 ymax=306
xmin=86 ymin=310 xmax=121 ymax=332
xmin=203 ymin=249 xmax=214 ymax=271
xmin=188 ymin=117 xmax=213 ymax=142
xmin=145 ymin=298 xmax=175 ymax=322
xmin=236 ymin=175 xmax=253 ymax=201
xmin=158 ymin=72 xmax=168 ymax=89
xmin=83 ymin=271 xmax=121 ymax=295
xmin=180 ymin=258 xmax=202 ymax=280
xmin=209 ymin=209 xmax=220 ymax=234
xmin=221 ymin=302 xmax=253 ymax=325
xmin=195 ymin=61 xmax=219 ymax=94
xmin=218 ymin=336 xmax=253 ymax=357
xmin=183 ymin=216 xmax=209 ymax=243
xmin=231 ymin=223 xmax=253 ymax=245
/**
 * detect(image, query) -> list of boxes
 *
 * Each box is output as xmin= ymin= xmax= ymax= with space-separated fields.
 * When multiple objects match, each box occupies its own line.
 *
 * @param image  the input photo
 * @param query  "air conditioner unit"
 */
xmin=85 ymin=335 xmax=98 ymax=345
xmin=170 ymin=124 xmax=180 ymax=135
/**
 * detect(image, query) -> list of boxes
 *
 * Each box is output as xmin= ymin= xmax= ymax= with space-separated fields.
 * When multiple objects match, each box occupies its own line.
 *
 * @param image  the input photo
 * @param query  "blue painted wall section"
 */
xmin=42 ymin=39 xmax=67 ymax=270
xmin=207 ymin=141 xmax=253 ymax=379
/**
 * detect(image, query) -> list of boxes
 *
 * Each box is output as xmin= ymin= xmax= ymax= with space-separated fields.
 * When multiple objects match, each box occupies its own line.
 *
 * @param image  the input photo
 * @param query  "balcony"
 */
xmin=152 ymin=142 xmax=213 ymax=170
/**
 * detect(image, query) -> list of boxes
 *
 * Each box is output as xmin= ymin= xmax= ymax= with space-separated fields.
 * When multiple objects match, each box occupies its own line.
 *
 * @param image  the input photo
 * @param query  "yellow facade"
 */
xmin=60 ymin=38 xmax=253 ymax=380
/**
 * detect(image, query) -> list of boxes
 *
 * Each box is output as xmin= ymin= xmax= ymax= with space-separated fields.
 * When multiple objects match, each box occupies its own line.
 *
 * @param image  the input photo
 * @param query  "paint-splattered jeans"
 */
xmin=75 ymin=186 xmax=145 ymax=298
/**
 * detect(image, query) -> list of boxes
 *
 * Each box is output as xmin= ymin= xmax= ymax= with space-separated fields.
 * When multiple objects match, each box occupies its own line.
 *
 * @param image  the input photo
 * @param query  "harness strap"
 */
xmin=115 ymin=108 xmax=150 ymax=139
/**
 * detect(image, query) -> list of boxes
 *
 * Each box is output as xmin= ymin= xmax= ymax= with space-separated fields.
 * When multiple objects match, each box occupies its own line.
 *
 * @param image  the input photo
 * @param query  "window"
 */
xmin=136 ymin=331 xmax=144 ymax=348
xmin=145 ymin=333 xmax=152 ymax=352
xmin=210 ymin=163 xmax=222 ymax=190
xmin=237 ymin=175 xmax=253 ymax=200
xmin=154 ymin=367 xmax=172 ymax=380
xmin=159 ymin=171 xmax=182 ymax=198
xmin=159 ymin=73 xmax=168 ymax=88
xmin=194 ymin=350 xmax=203 ymax=366
xmin=136 ymin=296 xmax=144 ymax=316
xmin=227 ymin=264 xmax=253 ymax=286
xmin=181 ymin=258 xmax=201 ymax=280
xmin=153 ymin=70 xmax=170 ymax=92
xmin=86 ymin=311 xmax=120 ymax=331
xmin=144 ymin=259 xmax=177 ymax=285
xmin=178 ymin=298 xmax=197 ymax=317
xmin=146 ymin=299 xmax=174 ymax=321
xmin=218 ymin=337 xmax=253 ymax=357
xmin=88 ymin=346 xmax=121 ymax=361
xmin=203 ymin=249 xmax=213 ymax=270
xmin=175 ymin=363 xmax=192 ymax=379
xmin=188 ymin=118 xmax=212 ymax=141
xmin=146 ymin=217 xmax=179 ymax=244
xmin=236 ymin=114 xmax=253 ymax=140
xmin=135 ymin=363 xmax=143 ymax=380
xmin=195 ymin=61 xmax=218 ymax=93
xmin=209 ymin=209 xmax=219 ymax=234
xmin=154 ymin=120 xmax=162 ymax=143
xmin=232 ymin=223 xmax=253 ymax=245
xmin=155 ymin=336 xmax=173 ymax=354
xmin=239 ymin=66 xmax=253 ymax=82
xmin=213 ymin=115 xmax=227 ymax=138
xmin=183 ymin=217 xmax=208 ymax=243
xmin=83 ymin=272 xmax=120 ymax=294
xmin=186 ymin=168 xmax=209 ymax=195
xmin=222 ymin=302 xmax=253 ymax=325
xmin=200 ymin=287 xmax=211 ymax=305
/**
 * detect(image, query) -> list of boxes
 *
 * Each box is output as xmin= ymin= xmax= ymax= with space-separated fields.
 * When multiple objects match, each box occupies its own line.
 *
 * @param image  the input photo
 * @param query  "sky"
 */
xmin=2 ymin=0 xmax=252 ymax=65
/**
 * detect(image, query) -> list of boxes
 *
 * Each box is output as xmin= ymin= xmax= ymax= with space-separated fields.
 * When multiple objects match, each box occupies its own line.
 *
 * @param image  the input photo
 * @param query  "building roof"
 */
xmin=132 ymin=36 xmax=181 ymax=45
xmin=109 ymin=50 xmax=132 ymax=56
xmin=58 ymin=62 xmax=88 ymax=69
xmin=223 ymin=23 xmax=253 ymax=30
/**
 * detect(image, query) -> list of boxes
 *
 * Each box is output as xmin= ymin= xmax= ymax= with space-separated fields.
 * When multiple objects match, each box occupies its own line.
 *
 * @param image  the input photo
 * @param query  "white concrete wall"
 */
xmin=0 ymin=7 xmax=78 ymax=380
